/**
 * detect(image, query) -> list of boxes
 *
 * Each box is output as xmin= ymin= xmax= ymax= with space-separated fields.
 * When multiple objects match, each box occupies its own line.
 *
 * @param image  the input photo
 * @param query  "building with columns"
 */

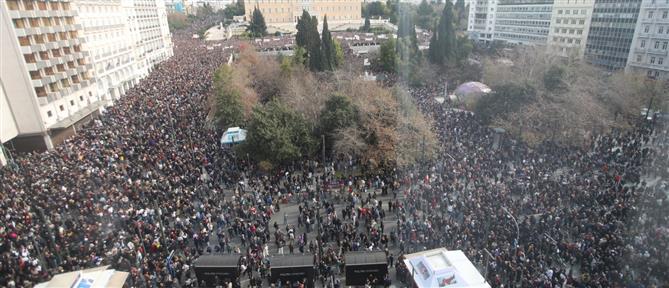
xmin=244 ymin=0 xmax=362 ymax=32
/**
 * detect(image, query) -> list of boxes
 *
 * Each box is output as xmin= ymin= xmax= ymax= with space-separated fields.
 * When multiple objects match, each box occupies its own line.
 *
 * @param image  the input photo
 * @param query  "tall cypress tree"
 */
xmin=296 ymin=10 xmax=322 ymax=71
xmin=321 ymin=16 xmax=337 ymax=71
xmin=248 ymin=7 xmax=267 ymax=38
xmin=429 ymin=2 xmax=456 ymax=65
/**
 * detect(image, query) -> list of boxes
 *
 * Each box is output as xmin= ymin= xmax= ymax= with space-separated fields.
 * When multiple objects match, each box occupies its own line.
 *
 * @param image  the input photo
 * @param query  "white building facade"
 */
xmin=468 ymin=0 xmax=498 ymax=43
xmin=1 ymin=0 xmax=173 ymax=157
xmin=125 ymin=0 xmax=174 ymax=73
xmin=626 ymin=0 xmax=669 ymax=80
xmin=493 ymin=0 xmax=554 ymax=45
xmin=1 ymin=0 xmax=102 ymax=152
xmin=74 ymin=0 xmax=139 ymax=106
xmin=546 ymin=0 xmax=594 ymax=58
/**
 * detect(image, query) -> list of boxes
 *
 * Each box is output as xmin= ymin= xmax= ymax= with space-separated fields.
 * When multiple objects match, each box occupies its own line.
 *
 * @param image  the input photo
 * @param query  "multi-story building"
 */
xmin=468 ymin=0 xmax=497 ymax=43
xmin=1 ymin=0 xmax=102 ymax=151
xmin=546 ymin=0 xmax=594 ymax=58
xmin=584 ymin=0 xmax=642 ymax=70
xmin=74 ymin=0 xmax=138 ymax=106
xmin=123 ymin=0 xmax=173 ymax=76
xmin=244 ymin=0 xmax=362 ymax=26
xmin=493 ymin=0 xmax=554 ymax=45
xmin=626 ymin=0 xmax=669 ymax=80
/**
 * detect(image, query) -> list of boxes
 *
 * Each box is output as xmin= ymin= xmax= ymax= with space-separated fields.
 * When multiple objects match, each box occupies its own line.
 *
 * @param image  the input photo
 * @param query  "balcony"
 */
xmin=19 ymin=10 xmax=37 ymax=18
xmin=32 ymin=79 xmax=43 ymax=87
xmin=46 ymin=42 xmax=58 ymax=49
xmin=41 ymin=75 xmax=57 ymax=84
xmin=76 ymin=65 xmax=86 ymax=73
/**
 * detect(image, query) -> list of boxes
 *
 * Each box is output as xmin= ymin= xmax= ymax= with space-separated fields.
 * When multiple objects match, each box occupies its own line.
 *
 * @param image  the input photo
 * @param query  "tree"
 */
xmin=377 ymin=38 xmax=398 ymax=73
xmin=319 ymin=94 xmax=359 ymax=152
xmin=543 ymin=65 xmax=566 ymax=92
xmin=474 ymin=83 xmax=537 ymax=125
xmin=333 ymin=39 xmax=344 ymax=67
xmin=167 ymin=13 xmax=189 ymax=31
xmin=321 ymin=16 xmax=338 ymax=70
xmin=429 ymin=2 xmax=457 ymax=65
xmin=415 ymin=0 xmax=434 ymax=29
xmin=213 ymin=65 xmax=245 ymax=127
xmin=196 ymin=3 xmax=214 ymax=18
xmin=362 ymin=13 xmax=371 ymax=32
xmin=240 ymin=100 xmax=316 ymax=165
xmin=296 ymin=11 xmax=322 ymax=71
xmin=248 ymin=7 xmax=267 ymax=38
xmin=365 ymin=2 xmax=389 ymax=17
xmin=454 ymin=0 xmax=467 ymax=30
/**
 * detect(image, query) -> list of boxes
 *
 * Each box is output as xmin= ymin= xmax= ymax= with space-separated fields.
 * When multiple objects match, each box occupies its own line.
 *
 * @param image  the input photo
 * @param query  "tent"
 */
xmin=193 ymin=254 xmax=241 ymax=286
xmin=403 ymin=248 xmax=490 ymax=288
xmin=220 ymin=127 xmax=247 ymax=145
xmin=270 ymin=255 xmax=315 ymax=288
xmin=345 ymin=251 xmax=388 ymax=285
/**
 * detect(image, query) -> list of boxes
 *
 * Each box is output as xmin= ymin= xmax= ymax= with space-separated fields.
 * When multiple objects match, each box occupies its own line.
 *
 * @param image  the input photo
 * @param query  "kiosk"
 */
xmin=270 ymin=255 xmax=315 ymax=288
xmin=193 ymin=254 xmax=241 ymax=286
xmin=345 ymin=251 xmax=388 ymax=286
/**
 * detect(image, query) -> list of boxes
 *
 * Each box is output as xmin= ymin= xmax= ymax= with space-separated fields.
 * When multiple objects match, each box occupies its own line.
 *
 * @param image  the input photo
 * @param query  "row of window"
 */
xmin=636 ymin=54 xmax=666 ymax=65
xmin=638 ymin=39 xmax=669 ymax=50
xmin=557 ymin=8 xmax=587 ymax=15
xmin=646 ymin=10 xmax=669 ymax=19
xmin=497 ymin=6 xmax=551 ymax=13
xmin=555 ymin=18 xmax=586 ymax=25
xmin=496 ymin=19 xmax=550 ymax=27
xmin=45 ymin=92 xmax=95 ymax=118
xmin=642 ymin=24 xmax=669 ymax=35
xmin=553 ymin=27 xmax=584 ymax=35
xmin=552 ymin=36 xmax=582 ymax=44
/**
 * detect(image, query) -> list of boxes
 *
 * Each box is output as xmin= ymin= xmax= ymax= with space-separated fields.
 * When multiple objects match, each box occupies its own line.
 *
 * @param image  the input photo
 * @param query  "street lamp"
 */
xmin=501 ymin=207 xmax=519 ymax=257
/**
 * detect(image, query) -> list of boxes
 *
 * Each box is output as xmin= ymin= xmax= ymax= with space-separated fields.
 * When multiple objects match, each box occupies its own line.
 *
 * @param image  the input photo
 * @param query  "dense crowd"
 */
xmin=1 ymin=16 xmax=668 ymax=288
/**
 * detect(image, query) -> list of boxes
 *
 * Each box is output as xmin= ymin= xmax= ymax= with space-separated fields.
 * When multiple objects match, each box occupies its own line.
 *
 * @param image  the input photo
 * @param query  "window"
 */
xmin=663 ymin=42 xmax=668 ymax=50
xmin=556 ymin=19 xmax=561 ymax=24
xmin=79 ymin=96 xmax=84 ymax=101
xmin=648 ymin=11 xmax=654 ymax=19
xmin=663 ymin=11 xmax=668 ymax=19
xmin=641 ymin=40 xmax=646 ymax=48
xmin=660 ymin=58 xmax=664 ymax=65
xmin=70 ymin=100 xmax=75 ymax=106
xmin=637 ymin=55 xmax=642 ymax=62
xmin=47 ymin=111 xmax=53 ymax=117
xmin=644 ymin=26 xmax=650 ymax=33
xmin=558 ymin=10 xmax=563 ymax=14
xmin=660 ymin=27 xmax=665 ymax=34
xmin=59 ymin=105 xmax=64 ymax=111
xmin=655 ymin=41 xmax=660 ymax=49
xmin=650 ymin=57 xmax=656 ymax=64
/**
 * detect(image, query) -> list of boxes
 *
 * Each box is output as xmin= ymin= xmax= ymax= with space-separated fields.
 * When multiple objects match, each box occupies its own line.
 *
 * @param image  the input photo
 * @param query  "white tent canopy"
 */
xmin=403 ymin=248 xmax=490 ymax=288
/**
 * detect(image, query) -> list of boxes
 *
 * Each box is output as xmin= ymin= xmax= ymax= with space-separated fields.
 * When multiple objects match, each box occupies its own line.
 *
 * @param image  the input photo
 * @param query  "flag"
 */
xmin=166 ymin=250 xmax=175 ymax=276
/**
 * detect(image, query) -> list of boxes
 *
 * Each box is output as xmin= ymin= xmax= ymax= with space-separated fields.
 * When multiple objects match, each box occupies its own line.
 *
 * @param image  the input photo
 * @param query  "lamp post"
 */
xmin=501 ymin=207 xmax=519 ymax=257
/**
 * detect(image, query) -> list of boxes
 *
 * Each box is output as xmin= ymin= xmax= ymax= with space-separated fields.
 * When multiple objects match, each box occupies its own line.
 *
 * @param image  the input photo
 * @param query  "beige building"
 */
xmin=244 ymin=0 xmax=362 ymax=29
xmin=1 ymin=0 xmax=102 ymax=153
xmin=547 ymin=0 xmax=595 ymax=59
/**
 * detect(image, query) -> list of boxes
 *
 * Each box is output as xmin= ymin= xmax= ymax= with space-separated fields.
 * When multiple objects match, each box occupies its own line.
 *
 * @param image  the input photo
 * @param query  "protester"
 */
xmin=1 ymin=16 xmax=667 ymax=288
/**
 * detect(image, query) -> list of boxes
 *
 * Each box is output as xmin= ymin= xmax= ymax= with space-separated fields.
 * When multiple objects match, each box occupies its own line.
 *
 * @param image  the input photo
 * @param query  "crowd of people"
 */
xmin=1 ymin=15 xmax=668 ymax=288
